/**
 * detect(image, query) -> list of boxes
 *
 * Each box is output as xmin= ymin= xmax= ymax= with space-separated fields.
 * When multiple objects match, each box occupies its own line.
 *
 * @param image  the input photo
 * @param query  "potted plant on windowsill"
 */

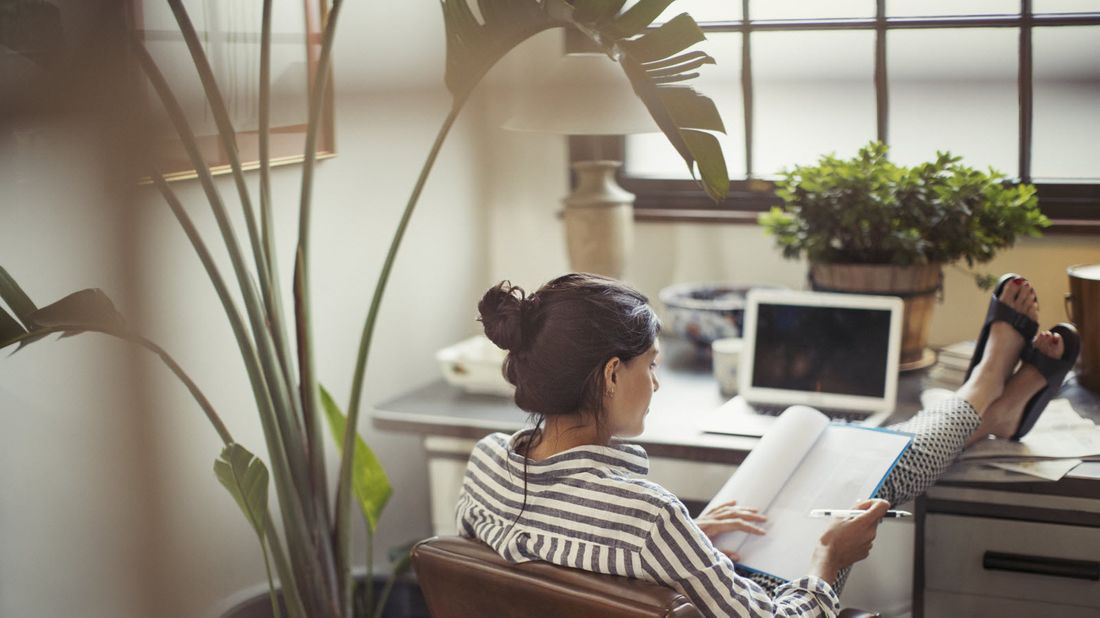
xmin=0 ymin=1 xmax=728 ymax=617
xmin=759 ymin=141 xmax=1049 ymax=370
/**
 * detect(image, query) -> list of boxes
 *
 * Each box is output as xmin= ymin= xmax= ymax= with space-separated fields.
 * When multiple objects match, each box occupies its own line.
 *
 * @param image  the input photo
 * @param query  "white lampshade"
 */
xmin=502 ymin=52 xmax=662 ymax=136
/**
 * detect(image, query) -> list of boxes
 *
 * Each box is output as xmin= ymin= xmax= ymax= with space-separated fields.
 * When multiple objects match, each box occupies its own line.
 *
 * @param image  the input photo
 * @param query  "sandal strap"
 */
xmin=988 ymin=300 xmax=1039 ymax=342
xmin=1021 ymin=345 xmax=1064 ymax=379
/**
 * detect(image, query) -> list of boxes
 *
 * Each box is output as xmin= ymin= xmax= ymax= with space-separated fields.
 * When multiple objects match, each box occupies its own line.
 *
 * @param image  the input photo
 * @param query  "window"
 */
xmin=575 ymin=1 xmax=1100 ymax=231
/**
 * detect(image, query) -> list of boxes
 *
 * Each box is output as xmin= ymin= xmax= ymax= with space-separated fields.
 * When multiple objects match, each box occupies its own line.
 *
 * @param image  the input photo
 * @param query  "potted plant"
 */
xmin=759 ymin=141 xmax=1049 ymax=370
xmin=0 ymin=1 xmax=729 ymax=617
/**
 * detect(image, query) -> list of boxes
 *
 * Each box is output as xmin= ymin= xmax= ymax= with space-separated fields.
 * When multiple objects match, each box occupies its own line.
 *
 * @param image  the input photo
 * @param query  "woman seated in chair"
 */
xmin=456 ymin=273 xmax=1075 ymax=617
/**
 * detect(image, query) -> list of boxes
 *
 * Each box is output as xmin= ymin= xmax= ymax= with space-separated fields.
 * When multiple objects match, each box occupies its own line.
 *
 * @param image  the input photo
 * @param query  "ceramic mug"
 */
xmin=711 ymin=337 xmax=745 ymax=397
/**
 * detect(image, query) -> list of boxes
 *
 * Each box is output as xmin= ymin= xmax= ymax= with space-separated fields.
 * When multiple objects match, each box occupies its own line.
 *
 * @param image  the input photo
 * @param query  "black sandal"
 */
xmin=1011 ymin=323 xmax=1081 ymax=441
xmin=965 ymin=273 xmax=1039 ymax=381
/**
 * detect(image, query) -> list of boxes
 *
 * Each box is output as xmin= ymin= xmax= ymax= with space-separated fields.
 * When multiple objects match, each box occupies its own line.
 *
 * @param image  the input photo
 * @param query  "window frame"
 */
xmin=570 ymin=3 xmax=1100 ymax=233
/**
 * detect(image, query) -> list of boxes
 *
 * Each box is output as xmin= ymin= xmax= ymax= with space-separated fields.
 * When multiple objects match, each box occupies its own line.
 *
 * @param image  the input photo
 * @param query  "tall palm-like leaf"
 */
xmin=338 ymin=2 xmax=729 ymax=611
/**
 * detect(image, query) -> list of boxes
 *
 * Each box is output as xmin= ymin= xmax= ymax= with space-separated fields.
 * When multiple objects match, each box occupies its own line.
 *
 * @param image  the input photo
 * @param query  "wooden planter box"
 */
xmin=810 ymin=262 xmax=942 ymax=371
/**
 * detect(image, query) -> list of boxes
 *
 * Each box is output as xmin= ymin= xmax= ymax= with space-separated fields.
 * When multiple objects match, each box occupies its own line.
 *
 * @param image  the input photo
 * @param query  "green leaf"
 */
xmin=26 ymin=289 xmax=125 ymax=331
xmin=0 ymin=265 xmax=38 ymax=326
xmin=321 ymin=385 xmax=392 ymax=532
xmin=605 ymin=0 xmax=676 ymax=39
xmin=619 ymin=55 xmax=728 ymax=200
xmin=681 ymin=130 xmax=728 ymax=201
xmin=214 ymin=443 xmax=270 ymax=538
xmin=1 ymin=288 xmax=126 ymax=352
xmin=618 ymin=14 xmax=704 ymax=63
xmin=0 ymin=306 xmax=27 ymax=345
xmin=441 ymin=0 xmax=559 ymax=101
xmin=656 ymin=87 xmax=725 ymax=132
xmin=571 ymin=0 xmax=626 ymax=26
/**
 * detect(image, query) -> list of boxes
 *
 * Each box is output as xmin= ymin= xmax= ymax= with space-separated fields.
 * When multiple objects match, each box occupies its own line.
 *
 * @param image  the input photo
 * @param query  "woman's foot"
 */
xmin=956 ymin=277 xmax=1039 ymax=415
xmin=966 ymin=330 xmax=1065 ymax=446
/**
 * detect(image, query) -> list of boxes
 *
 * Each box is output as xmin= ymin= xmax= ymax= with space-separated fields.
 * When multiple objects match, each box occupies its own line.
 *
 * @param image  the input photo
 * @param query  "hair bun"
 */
xmin=478 ymin=281 xmax=527 ymax=351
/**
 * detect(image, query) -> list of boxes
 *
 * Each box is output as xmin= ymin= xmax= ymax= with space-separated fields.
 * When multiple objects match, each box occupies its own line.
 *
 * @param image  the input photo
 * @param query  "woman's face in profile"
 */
xmin=606 ymin=341 xmax=661 ymax=438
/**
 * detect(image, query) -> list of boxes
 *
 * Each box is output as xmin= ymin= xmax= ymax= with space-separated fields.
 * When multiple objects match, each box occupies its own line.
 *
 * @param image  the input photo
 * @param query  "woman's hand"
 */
xmin=695 ymin=499 xmax=767 ymax=561
xmin=809 ymin=498 xmax=889 ymax=585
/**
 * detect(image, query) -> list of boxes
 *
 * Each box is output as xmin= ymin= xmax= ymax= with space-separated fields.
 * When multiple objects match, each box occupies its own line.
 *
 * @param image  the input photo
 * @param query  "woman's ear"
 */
xmin=603 ymin=357 xmax=621 ymax=387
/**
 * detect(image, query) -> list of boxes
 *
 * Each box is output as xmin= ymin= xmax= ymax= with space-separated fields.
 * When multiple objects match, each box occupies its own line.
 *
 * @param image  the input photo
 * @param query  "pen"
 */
xmin=809 ymin=509 xmax=913 ymax=519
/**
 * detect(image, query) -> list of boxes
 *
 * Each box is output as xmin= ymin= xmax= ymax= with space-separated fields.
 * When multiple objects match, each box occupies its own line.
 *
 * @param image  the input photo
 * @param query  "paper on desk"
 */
xmin=987 ymin=458 xmax=1083 ymax=481
xmin=957 ymin=399 xmax=1100 ymax=461
xmin=941 ymin=461 xmax=1045 ymax=483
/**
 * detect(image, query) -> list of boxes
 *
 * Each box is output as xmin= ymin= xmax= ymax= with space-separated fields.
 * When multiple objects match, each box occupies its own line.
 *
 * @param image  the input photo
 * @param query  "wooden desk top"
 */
xmin=372 ymin=338 xmax=1100 ymax=492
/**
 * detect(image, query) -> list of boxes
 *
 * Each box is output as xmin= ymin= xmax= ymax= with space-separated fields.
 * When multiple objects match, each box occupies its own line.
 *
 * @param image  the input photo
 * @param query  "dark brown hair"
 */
xmin=477 ymin=273 xmax=660 ymax=420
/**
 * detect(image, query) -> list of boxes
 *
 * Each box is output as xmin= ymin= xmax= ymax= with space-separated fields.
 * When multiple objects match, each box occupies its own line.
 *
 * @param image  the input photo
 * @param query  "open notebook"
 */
xmin=705 ymin=406 xmax=912 ymax=581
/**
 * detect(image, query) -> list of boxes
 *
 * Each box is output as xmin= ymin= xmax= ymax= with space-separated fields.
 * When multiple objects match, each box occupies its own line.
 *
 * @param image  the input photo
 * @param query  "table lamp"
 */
xmin=502 ymin=52 xmax=661 ymax=279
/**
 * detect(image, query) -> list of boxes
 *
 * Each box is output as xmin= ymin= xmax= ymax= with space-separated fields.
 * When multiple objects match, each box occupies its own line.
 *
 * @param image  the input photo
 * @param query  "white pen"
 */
xmin=809 ymin=509 xmax=913 ymax=519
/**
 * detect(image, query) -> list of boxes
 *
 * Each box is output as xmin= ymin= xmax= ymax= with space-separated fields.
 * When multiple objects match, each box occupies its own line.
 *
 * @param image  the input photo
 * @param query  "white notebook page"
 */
xmin=704 ymin=406 xmax=911 ymax=581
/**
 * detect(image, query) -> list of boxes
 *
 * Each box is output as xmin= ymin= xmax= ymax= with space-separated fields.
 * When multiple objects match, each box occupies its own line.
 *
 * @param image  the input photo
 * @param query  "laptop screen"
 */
xmin=751 ymin=303 xmax=893 ymax=398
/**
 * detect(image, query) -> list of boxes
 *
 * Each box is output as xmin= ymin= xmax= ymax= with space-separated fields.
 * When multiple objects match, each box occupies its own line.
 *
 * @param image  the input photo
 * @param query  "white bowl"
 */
xmin=436 ymin=336 xmax=515 ymax=397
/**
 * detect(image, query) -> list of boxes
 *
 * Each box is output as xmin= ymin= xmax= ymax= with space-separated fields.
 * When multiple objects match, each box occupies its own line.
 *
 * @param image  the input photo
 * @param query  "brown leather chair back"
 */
xmin=412 ymin=535 xmax=880 ymax=618
xmin=412 ymin=536 xmax=703 ymax=618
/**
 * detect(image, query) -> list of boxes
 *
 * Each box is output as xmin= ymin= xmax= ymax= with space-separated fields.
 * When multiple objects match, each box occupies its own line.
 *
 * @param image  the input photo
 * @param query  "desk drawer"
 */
xmin=925 ymin=590 xmax=1099 ymax=618
xmin=925 ymin=514 xmax=1100 ymax=608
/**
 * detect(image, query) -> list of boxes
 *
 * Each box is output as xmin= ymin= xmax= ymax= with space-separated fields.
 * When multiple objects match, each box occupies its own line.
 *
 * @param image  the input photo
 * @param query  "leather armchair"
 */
xmin=412 ymin=536 xmax=880 ymax=618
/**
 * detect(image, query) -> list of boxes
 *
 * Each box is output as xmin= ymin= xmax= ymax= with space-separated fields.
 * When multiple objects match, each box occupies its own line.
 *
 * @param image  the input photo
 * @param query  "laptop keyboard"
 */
xmin=751 ymin=403 xmax=874 ymax=424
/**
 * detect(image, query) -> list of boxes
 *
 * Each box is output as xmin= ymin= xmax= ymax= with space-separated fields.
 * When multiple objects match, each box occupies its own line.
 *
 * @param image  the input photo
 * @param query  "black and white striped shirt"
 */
xmin=456 ymin=430 xmax=841 ymax=617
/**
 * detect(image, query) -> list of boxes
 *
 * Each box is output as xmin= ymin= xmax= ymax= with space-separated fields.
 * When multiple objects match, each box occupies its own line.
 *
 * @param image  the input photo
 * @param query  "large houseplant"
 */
xmin=759 ymin=141 xmax=1048 ymax=368
xmin=0 ymin=1 xmax=728 ymax=617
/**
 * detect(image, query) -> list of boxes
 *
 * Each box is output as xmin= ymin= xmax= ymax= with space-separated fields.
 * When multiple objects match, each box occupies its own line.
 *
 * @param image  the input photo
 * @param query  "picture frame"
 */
xmin=134 ymin=0 xmax=335 ymax=181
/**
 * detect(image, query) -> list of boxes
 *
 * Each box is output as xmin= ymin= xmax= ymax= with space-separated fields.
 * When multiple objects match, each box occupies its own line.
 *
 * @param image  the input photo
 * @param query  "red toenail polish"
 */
xmin=1011 ymin=279 xmax=1022 ymax=285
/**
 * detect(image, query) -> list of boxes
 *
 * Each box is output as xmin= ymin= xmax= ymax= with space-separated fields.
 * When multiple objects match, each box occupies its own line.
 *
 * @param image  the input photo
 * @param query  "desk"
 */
xmin=372 ymin=340 xmax=1100 ymax=616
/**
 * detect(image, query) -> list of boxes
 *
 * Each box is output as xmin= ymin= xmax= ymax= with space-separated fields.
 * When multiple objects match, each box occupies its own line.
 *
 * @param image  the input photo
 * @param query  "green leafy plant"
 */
xmin=1 ymin=1 xmax=728 ymax=617
xmin=759 ymin=141 xmax=1049 ymax=288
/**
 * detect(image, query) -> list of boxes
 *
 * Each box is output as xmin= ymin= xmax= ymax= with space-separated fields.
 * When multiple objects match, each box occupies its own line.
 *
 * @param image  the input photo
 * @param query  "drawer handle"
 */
xmin=982 ymin=551 xmax=1100 ymax=581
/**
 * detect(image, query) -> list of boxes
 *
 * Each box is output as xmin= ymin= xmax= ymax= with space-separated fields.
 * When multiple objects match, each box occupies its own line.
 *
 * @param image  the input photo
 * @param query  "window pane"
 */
xmin=888 ymin=29 xmax=1018 ymax=174
xmin=1033 ymin=1 xmax=1100 ymax=12
xmin=649 ymin=0 xmax=740 ymax=24
xmin=625 ymin=34 xmax=745 ymax=179
xmin=887 ymin=0 xmax=1018 ymax=16
xmin=753 ymin=31 xmax=876 ymax=176
xmin=750 ymin=0 xmax=872 ymax=20
xmin=1032 ymin=26 xmax=1100 ymax=180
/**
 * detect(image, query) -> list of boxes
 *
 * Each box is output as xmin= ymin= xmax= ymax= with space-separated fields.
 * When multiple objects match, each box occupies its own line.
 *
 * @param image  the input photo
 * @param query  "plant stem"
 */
xmin=364 ymin=525 xmax=374 ymax=616
xmin=295 ymin=0 xmax=346 ymax=573
xmin=372 ymin=575 xmax=398 ymax=618
xmin=166 ymin=0 xmax=273 ymax=327
xmin=136 ymin=43 xmax=325 ymax=615
xmin=293 ymin=0 xmax=346 ymax=612
xmin=259 ymin=538 xmax=284 ymax=618
xmin=337 ymin=98 xmax=466 ymax=609
xmin=256 ymin=0 xmax=298 ymax=421
xmin=128 ymin=332 xmax=233 ymax=444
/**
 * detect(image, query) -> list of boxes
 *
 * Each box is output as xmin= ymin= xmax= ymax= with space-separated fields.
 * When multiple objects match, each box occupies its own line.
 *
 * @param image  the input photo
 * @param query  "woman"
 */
xmin=456 ymin=273 xmax=1068 ymax=617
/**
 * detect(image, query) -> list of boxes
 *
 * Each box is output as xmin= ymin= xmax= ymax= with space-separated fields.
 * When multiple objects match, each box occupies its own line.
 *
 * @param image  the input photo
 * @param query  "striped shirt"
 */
xmin=455 ymin=430 xmax=841 ymax=617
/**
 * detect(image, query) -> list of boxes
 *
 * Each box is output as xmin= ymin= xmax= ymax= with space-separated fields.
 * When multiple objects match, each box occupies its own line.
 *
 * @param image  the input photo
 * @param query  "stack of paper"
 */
xmin=942 ymin=398 xmax=1099 ymax=483
xmin=927 ymin=340 xmax=976 ymax=390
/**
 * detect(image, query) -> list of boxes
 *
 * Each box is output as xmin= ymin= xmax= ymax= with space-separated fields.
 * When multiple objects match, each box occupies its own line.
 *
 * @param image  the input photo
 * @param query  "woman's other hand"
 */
xmin=810 ymin=498 xmax=889 ymax=585
xmin=695 ymin=499 xmax=767 ymax=561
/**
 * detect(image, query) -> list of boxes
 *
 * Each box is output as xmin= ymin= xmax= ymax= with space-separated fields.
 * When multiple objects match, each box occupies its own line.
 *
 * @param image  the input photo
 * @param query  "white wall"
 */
xmin=0 ymin=128 xmax=156 ymax=618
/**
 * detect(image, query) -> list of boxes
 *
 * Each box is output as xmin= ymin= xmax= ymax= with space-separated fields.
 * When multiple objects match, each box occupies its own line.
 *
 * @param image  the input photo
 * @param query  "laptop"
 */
xmin=700 ymin=289 xmax=904 ymax=437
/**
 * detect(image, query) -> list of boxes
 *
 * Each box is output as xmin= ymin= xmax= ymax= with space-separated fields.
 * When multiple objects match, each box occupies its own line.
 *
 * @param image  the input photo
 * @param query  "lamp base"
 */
xmin=563 ymin=160 xmax=634 ymax=279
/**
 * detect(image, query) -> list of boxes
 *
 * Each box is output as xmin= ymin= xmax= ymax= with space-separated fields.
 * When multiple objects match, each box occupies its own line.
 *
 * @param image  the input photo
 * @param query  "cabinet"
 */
xmin=916 ymin=483 xmax=1100 ymax=617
